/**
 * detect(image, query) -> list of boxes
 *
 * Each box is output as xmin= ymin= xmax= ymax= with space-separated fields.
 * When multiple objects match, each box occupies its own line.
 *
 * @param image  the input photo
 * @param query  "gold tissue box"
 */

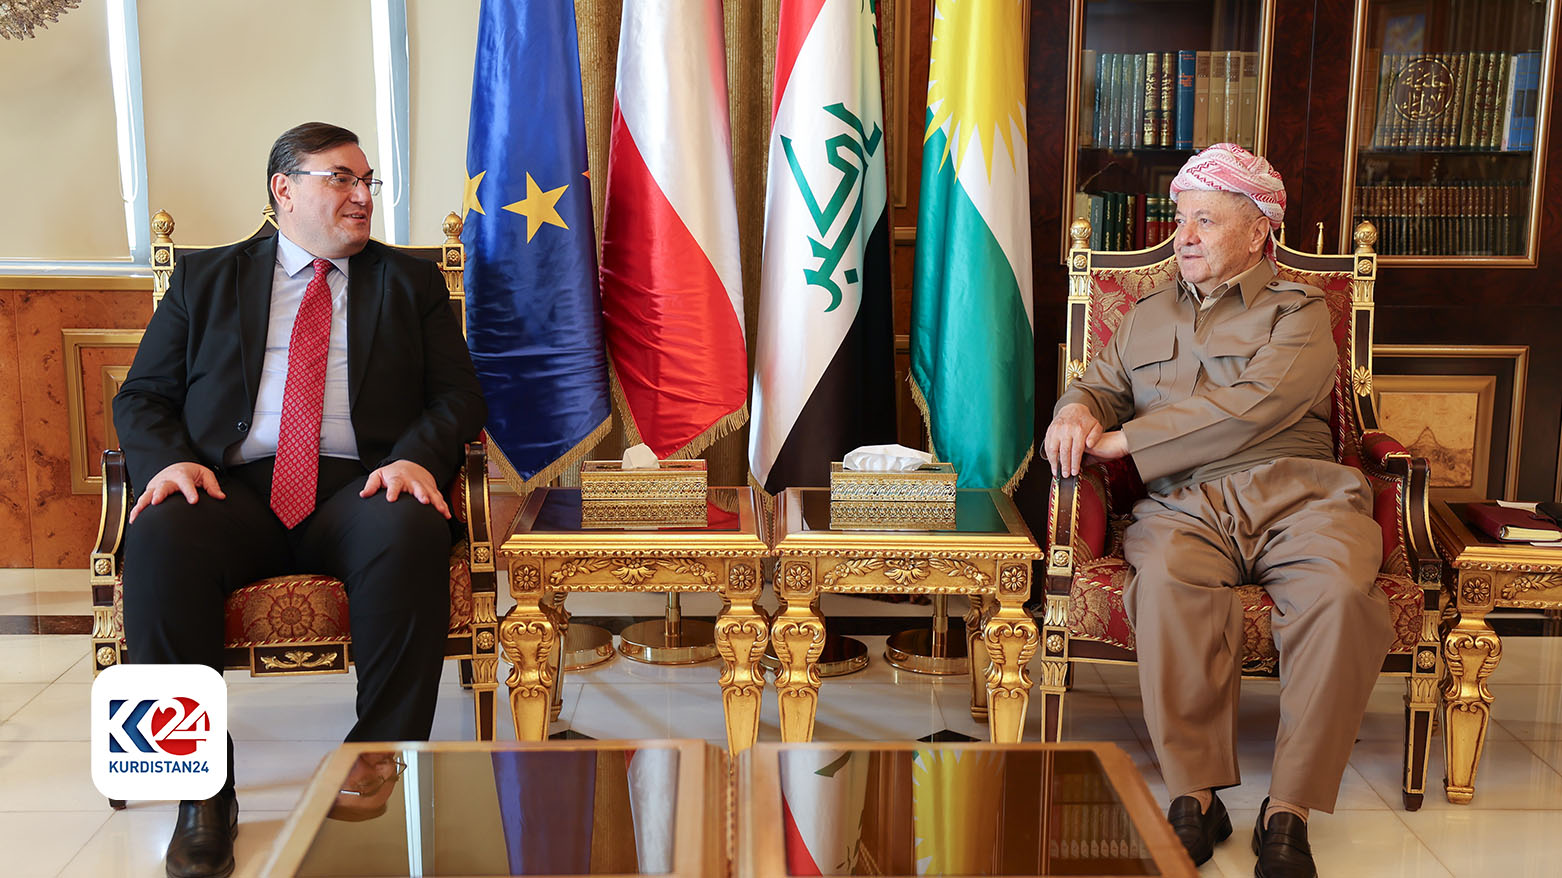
xmin=829 ymin=501 xmax=958 ymax=531
xmin=829 ymin=461 xmax=957 ymax=504
xmin=580 ymin=459 xmax=707 ymax=503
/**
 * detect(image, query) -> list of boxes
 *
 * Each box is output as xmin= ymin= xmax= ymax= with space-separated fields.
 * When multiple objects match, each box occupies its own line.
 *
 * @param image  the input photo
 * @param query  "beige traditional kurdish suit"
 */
xmin=1055 ymin=258 xmax=1393 ymax=812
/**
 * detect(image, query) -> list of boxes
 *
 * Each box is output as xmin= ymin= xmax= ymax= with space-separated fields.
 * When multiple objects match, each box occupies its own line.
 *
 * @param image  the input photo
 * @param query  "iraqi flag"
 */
xmin=911 ymin=0 xmax=1034 ymax=491
xmin=749 ymin=0 xmax=897 ymax=493
xmin=598 ymin=0 xmax=748 ymax=460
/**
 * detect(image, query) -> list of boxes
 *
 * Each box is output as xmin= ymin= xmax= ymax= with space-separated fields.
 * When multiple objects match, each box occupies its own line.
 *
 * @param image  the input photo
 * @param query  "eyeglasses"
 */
xmin=338 ymin=754 xmax=406 ymax=798
xmin=288 ymin=169 xmax=383 ymax=196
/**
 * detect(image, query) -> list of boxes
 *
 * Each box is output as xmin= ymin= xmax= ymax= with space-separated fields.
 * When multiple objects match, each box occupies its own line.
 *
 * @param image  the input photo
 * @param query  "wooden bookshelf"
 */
xmin=1061 ymin=0 xmax=1276 ymax=259
xmin=1341 ymin=0 xmax=1559 ymax=265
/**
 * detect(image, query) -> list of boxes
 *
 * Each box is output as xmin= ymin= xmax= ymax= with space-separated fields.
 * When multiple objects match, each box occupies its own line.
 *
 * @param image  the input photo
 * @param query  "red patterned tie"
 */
xmin=271 ymin=258 xmax=334 ymax=528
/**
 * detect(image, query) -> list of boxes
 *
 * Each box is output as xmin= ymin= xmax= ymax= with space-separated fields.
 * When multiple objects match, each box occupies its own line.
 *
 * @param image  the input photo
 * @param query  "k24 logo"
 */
xmin=91 ymin=664 xmax=227 ymax=801
xmin=106 ymin=696 xmax=211 ymax=756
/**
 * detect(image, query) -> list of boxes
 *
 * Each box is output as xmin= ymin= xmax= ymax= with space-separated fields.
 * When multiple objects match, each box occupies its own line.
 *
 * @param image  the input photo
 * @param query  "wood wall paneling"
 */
xmin=0 ymin=291 xmax=31 ymax=566
xmin=14 ymin=291 xmax=152 ymax=567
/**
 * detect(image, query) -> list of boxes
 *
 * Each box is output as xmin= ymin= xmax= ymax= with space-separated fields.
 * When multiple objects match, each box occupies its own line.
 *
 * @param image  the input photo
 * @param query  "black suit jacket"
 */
xmin=114 ymin=235 xmax=487 ymax=493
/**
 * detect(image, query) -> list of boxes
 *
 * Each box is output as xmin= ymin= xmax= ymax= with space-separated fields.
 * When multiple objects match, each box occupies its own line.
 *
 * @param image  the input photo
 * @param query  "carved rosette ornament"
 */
xmin=96 ymin=646 xmax=118 ymax=669
xmin=1459 ymin=575 xmax=1492 ymax=606
xmin=511 ymin=562 xmax=542 ymax=594
xmin=782 ymin=562 xmax=813 ymax=596
xmin=727 ymin=563 xmax=758 ymax=595
xmin=999 ymin=564 xmax=1030 ymax=594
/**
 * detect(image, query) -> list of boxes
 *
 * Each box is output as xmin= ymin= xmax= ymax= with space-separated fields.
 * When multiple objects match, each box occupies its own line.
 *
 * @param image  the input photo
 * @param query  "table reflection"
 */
xmin=777 ymin=749 xmax=1157 ymax=876
xmin=297 ymin=747 xmax=681 ymax=876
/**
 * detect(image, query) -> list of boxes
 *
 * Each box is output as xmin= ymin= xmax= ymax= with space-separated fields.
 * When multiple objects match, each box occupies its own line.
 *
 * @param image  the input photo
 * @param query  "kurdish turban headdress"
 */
xmin=1169 ymin=142 xmax=1286 ymax=229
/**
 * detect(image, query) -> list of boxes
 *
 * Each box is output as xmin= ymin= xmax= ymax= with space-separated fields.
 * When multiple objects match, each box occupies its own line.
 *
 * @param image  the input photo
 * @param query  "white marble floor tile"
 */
xmin=1350 ymin=734 xmax=1562 ymax=811
xmin=0 ymin=634 xmax=89 ymax=684
xmin=229 ymin=740 xmax=339 ymax=812
xmin=0 ymin=681 xmax=89 ymax=741
xmin=224 ymin=678 xmax=360 ymax=742
xmin=1488 ymin=681 xmax=1562 ymax=741
xmin=567 ymin=681 xmax=735 ymax=742
xmin=1524 ymin=738 xmax=1562 ymax=775
xmin=0 ymin=681 xmax=45 ymax=724
xmin=932 ymin=682 xmax=1142 ymax=743
xmin=55 ymin=651 xmax=99 ymax=683
xmin=1397 ymin=808 xmax=1562 ymax=878
xmin=1480 ymin=636 xmax=1562 ymax=688
xmin=0 ymin=567 xmax=92 ymax=616
xmin=56 ymin=805 xmax=291 ymax=878
xmin=0 ymin=741 xmax=108 ymax=811
xmin=776 ymin=681 xmax=943 ymax=743
xmin=0 ymin=810 xmax=114 ymax=878
xmin=565 ymin=650 xmax=723 ymax=685
xmin=1210 ymin=808 xmax=1454 ymax=878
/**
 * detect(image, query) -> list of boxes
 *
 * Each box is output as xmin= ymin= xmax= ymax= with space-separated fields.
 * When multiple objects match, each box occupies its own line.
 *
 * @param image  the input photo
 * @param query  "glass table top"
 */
xmin=293 ymin=746 xmax=682 ymax=877
xmin=772 ymin=748 xmax=1160 ymax=876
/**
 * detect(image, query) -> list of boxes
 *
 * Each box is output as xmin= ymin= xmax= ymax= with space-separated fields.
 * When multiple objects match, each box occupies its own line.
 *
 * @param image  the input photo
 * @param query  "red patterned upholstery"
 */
xmin=107 ymin=539 xmax=477 ymax=646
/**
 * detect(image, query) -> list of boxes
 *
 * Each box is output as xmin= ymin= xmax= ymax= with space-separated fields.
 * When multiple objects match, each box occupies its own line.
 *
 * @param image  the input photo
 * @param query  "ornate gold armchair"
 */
xmin=88 ymin=210 xmax=500 ymax=765
xmin=1039 ymin=220 xmax=1442 ymax=809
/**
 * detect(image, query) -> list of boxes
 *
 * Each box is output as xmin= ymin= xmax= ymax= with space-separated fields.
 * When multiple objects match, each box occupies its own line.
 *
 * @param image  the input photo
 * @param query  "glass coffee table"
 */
xmin=735 ymin=741 xmax=1194 ymax=877
xmin=260 ymin=740 xmax=726 ymax=877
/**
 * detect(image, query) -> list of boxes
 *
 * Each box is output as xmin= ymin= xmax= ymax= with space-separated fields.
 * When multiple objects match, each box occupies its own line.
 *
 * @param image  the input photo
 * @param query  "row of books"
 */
xmin=1364 ymin=51 xmax=1541 ymax=151
xmin=1353 ymin=181 xmax=1528 ymax=256
xmin=1080 ymin=50 xmax=1259 ymax=151
xmin=1072 ymin=192 xmax=1176 ymax=252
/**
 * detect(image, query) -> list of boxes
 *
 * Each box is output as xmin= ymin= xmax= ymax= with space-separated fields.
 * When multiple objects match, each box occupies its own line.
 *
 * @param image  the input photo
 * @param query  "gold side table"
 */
xmin=1431 ymin=499 xmax=1562 ymax=804
xmin=498 ymin=488 xmax=770 ymax=752
xmin=770 ymin=488 xmax=1044 ymax=743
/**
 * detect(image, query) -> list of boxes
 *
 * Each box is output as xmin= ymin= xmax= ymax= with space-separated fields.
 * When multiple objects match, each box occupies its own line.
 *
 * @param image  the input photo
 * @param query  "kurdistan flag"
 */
xmin=749 ymin=0 xmax=896 ymax=492
xmin=910 ymin=0 xmax=1034 ymax=491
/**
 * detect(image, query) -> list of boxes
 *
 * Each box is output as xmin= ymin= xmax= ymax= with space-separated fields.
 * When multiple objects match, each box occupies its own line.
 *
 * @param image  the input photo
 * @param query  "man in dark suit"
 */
xmin=113 ymin=122 xmax=487 ymax=878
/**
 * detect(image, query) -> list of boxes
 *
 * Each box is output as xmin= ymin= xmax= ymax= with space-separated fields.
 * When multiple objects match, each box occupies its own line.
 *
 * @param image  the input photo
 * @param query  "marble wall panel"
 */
xmin=14 ymin=289 xmax=152 ymax=567
xmin=0 ymin=291 xmax=31 ymax=566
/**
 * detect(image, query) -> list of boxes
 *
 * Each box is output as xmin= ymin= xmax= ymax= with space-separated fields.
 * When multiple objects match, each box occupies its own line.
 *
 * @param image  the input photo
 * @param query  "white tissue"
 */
xmin=842 ymin=444 xmax=935 ymax=473
xmin=621 ymin=443 xmax=660 ymax=470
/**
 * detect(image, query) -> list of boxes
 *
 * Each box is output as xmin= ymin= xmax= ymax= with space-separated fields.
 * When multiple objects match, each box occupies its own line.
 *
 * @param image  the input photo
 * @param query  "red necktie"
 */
xmin=271 ymin=258 xmax=334 ymax=528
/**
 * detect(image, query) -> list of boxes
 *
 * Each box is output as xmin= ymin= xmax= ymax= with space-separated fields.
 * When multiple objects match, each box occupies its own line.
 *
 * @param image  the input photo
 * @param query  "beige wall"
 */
xmin=138 ymin=0 xmax=380 ymax=245
xmin=0 ymin=9 xmax=127 ymax=260
xmin=408 ymin=0 xmax=481 ymax=241
xmin=0 ymin=1 xmax=488 ymax=258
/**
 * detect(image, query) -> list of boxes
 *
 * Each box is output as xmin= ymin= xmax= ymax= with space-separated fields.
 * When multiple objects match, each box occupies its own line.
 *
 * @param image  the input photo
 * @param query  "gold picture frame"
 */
xmin=1373 ymin=344 xmax=1527 ymax=501
xmin=62 ymin=329 xmax=143 ymax=494
xmin=1375 ymin=374 xmax=1495 ymax=500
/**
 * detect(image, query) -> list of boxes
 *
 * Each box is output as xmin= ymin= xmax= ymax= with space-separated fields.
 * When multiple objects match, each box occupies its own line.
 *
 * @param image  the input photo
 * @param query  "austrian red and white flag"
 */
xmin=749 ymin=0 xmax=896 ymax=493
xmin=599 ymin=0 xmax=748 ymax=459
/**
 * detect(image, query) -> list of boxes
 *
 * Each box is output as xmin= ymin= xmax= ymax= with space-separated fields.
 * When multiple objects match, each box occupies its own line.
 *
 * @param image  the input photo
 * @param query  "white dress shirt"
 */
xmin=229 ymin=232 xmax=359 ymax=464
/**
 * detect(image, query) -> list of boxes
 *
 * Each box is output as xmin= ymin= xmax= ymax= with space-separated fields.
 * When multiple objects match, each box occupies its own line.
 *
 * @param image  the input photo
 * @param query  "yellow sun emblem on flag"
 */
xmin=924 ymin=0 xmax=1028 ymax=180
xmin=909 ymin=749 xmax=1007 ymax=874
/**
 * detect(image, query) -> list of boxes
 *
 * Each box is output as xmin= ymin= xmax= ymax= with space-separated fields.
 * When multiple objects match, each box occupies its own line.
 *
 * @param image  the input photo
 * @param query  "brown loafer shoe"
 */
xmin=1252 ymin=797 xmax=1315 ymax=878
xmin=165 ymin=790 xmax=238 ymax=878
xmin=1167 ymin=793 xmax=1232 ymax=865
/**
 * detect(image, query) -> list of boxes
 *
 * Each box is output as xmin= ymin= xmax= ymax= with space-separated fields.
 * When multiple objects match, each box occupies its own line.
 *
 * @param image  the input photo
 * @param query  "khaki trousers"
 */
xmin=1122 ymin=457 xmax=1393 ymax=812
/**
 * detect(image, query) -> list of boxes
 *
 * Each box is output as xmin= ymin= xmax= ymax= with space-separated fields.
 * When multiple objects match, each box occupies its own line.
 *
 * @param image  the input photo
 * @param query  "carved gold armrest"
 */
xmin=91 ymin=450 xmax=130 ymax=601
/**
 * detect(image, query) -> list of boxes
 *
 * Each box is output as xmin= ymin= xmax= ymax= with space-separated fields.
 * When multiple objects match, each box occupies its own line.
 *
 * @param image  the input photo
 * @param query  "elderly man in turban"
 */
xmin=1043 ymin=144 xmax=1392 ymax=878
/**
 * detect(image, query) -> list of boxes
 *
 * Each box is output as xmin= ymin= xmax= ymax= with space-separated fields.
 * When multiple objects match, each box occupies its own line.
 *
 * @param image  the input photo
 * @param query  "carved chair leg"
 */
xmin=459 ymin=658 xmax=475 ymax=689
xmin=469 ymin=652 xmax=499 ymax=742
xmin=110 ymin=799 xmax=126 ymax=810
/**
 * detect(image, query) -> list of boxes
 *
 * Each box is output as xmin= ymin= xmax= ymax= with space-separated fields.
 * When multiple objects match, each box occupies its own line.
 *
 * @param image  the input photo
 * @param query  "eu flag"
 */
xmin=463 ymin=0 xmax=611 ymax=488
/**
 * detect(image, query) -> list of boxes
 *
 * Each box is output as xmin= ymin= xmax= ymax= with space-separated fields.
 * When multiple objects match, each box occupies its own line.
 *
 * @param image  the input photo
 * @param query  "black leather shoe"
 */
xmin=1251 ymin=797 xmax=1315 ymax=878
xmin=165 ymin=791 xmax=238 ymax=878
xmin=1167 ymin=792 xmax=1232 ymax=865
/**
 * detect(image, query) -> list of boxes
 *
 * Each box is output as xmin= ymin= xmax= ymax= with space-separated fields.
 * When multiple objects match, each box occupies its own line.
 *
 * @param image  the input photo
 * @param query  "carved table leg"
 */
xmin=1442 ymin=571 xmax=1501 ymax=804
xmin=984 ymin=564 xmax=1040 ymax=743
xmin=716 ymin=561 xmax=767 ymax=753
xmin=772 ymin=559 xmax=825 ymax=741
xmin=547 ymin=585 xmax=570 ymax=722
xmin=966 ymin=593 xmax=994 ymax=721
xmin=501 ymin=560 xmax=558 ymax=741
